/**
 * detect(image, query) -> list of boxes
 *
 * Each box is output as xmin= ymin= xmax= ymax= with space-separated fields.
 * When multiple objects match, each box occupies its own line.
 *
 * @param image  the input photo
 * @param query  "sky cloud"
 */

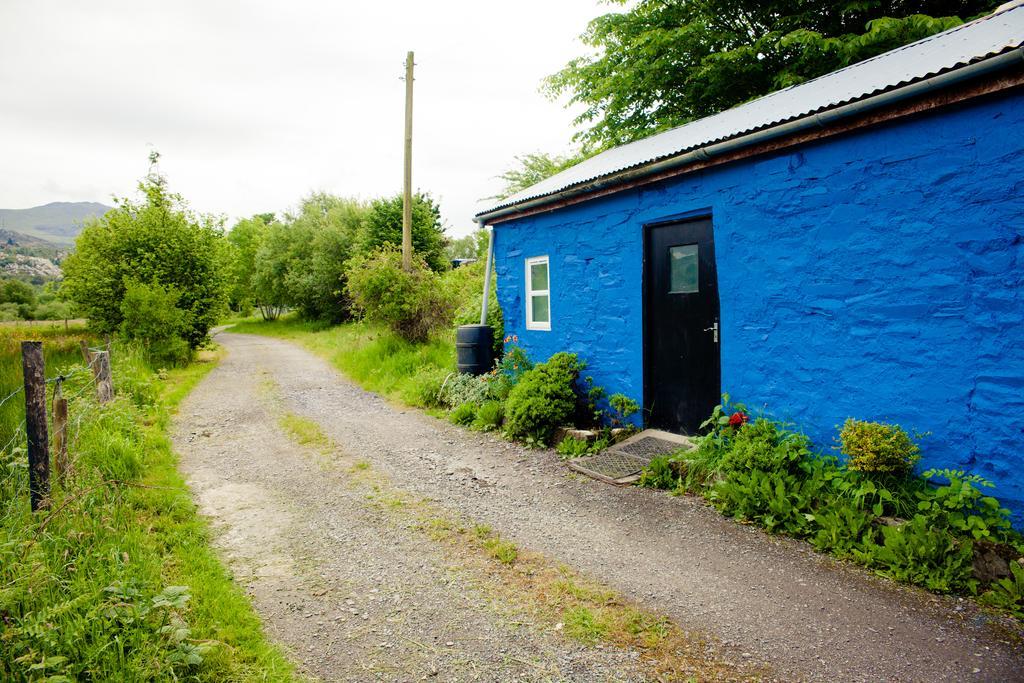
xmin=0 ymin=0 xmax=610 ymax=236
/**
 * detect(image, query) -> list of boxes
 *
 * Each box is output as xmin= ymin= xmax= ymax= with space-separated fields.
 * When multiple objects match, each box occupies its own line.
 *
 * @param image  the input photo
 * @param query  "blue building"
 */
xmin=475 ymin=6 xmax=1024 ymax=521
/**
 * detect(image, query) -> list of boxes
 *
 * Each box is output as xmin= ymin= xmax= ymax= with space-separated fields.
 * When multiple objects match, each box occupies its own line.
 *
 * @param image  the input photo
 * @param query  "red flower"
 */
xmin=728 ymin=412 xmax=748 ymax=427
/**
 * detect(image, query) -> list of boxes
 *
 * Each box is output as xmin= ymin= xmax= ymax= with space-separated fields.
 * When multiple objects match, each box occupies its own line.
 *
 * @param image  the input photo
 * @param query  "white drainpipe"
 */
xmin=479 ymin=218 xmax=494 ymax=326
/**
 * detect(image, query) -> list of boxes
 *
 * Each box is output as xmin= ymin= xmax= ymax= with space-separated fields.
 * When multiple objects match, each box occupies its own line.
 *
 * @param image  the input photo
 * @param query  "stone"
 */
xmin=972 ymin=541 xmax=1011 ymax=584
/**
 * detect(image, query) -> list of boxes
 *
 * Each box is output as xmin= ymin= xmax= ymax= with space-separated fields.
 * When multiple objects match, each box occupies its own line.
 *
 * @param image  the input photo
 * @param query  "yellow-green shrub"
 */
xmin=839 ymin=419 xmax=920 ymax=475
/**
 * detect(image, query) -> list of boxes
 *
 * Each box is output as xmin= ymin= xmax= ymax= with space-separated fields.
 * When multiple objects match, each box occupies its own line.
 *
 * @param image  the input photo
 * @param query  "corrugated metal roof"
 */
xmin=479 ymin=2 xmax=1024 ymax=218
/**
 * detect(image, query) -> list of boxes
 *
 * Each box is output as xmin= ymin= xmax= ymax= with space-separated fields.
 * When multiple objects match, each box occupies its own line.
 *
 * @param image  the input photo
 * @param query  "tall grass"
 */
xmin=0 ymin=325 xmax=294 ymax=681
xmin=231 ymin=316 xmax=455 ymax=409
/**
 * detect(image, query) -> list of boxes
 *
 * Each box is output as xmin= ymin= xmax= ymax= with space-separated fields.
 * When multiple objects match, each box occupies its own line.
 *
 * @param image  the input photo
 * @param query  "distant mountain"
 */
xmin=0 ymin=201 xmax=112 ymax=245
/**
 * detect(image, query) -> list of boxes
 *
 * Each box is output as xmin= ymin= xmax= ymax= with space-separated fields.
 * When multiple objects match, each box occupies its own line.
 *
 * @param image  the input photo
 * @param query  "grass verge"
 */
xmin=0 ymin=329 xmax=294 ymax=681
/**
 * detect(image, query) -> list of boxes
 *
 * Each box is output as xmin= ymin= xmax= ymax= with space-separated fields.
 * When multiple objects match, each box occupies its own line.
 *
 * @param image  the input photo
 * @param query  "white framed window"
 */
xmin=525 ymin=255 xmax=551 ymax=331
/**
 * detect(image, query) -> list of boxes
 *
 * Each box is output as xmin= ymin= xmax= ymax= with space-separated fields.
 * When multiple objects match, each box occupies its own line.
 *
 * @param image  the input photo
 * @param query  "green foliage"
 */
xmin=280 ymin=194 xmax=367 ymax=323
xmin=718 ymin=419 xmax=811 ymax=474
xmin=450 ymin=401 xmax=477 ymax=426
xmin=472 ymin=400 xmax=505 ymax=432
xmin=504 ymin=352 xmax=585 ymax=445
xmin=360 ymin=193 xmax=449 ymax=273
xmin=608 ymin=393 xmax=639 ymax=425
xmin=62 ymin=153 xmax=228 ymax=347
xmin=545 ymin=0 xmax=996 ymax=149
xmin=0 ymin=279 xmax=35 ymax=307
xmin=346 ymin=248 xmax=455 ymax=343
xmin=405 ymin=366 xmax=450 ymax=409
xmin=637 ymin=455 xmax=683 ymax=489
xmin=119 ymin=280 xmax=191 ymax=366
xmin=227 ymin=213 xmax=274 ymax=317
xmin=438 ymin=372 xmax=491 ymax=409
xmin=446 ymin=229 xmax=489 ymax=261
xmin=555 ymin=434 xmax=610 ymax=460
xmin=916 ymin=469 xmax=1012 ymax=541
xmin=0 ymin=331 xmax=292 ymax=681
xmin=443 ymin=260 xmax=503 ymax=354
xmin=640 ymin=395 xmax=1024 ymax=609
xmin=978 ymin=561 xmax=1024 ymax=619
xmin=488 ymin=342 xmax=533 ymax=402
xmin=840 ymin=418 xmax=921 ymax=475
xmin=491 ymin=151 xmax=587 ymax=199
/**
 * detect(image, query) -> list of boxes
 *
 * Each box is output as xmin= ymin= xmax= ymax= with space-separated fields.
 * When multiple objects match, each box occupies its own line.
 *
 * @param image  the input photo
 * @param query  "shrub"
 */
xmin=404 ymin=366 xmax=450 ymax=408
xmin=717 ymin=419 xmax=810 ymax=474
xmin=487 ymin=342 xmax=532 ymax=401
xmin=119 ymin=280 xmax=191 ymax=366
xmin=637 ymin=455 xmax=682 ymax=489
xmin=839 ymin=419 xmax=920 ymax=475
xmin=345 ymin=247 xmax=455 ymax=343
xmin=444 ymin=260 xmax=503 ymax=356
xmin=608 ymin=393 xmax=640 ymax=426
xmin=438 ymin=372 xmax=490 ymax=409
xmin=504 ymin=352 xmax=584 ymax=445
xmin=62 ymin=153 xmax=228 ymax=348
xmin=450 ymin=402 xmax=477 ymax=426
xmin=472 ymin=400 xmax=504 ymax=431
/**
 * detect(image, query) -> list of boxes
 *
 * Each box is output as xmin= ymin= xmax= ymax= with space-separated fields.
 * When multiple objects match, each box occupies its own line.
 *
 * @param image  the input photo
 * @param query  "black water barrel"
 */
xmin=456 ymin=324 xmax=494 ymax=375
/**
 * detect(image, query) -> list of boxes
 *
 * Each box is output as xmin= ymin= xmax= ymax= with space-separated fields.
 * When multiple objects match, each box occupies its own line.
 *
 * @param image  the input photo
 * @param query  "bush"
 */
xmin=345 ymin=248 xmax=454 ymax=343
xmin=487 ymin=342 xmax=532 ymax=401
xmin=62 ymin=153 xmax=228 ymax=348
xmin=444 ymin=260 xmax=503 ymax=356
xmin=119 ymin=280 xmax=191 ymax=366
xmin=450 ymin=402 xmax=477 ymax=426
xmin=472 ymin=400 xmax=504 ymax=431
xmin=438 ymin=372 xmax=490 ymax=409
xmin=839 ymin=419 xmax=920 ymax=475
xmin=718 ymin=419 xmax=810 ymax=474
xmin=504 ymin=352 xmax=584 ymax=445
xmin=404 ymin=366 xmax=450 ymax=408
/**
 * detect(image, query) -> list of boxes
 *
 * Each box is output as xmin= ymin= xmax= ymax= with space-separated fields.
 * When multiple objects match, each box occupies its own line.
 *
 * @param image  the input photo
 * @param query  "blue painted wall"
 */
xmin=492 ymin=91 xmax=1024 ymax=524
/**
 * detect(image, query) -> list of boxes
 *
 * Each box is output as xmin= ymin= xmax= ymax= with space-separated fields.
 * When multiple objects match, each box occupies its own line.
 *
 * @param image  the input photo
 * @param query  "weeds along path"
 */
xmin=175 ymin=334 xmax=743 ymax=682
xmin=176 ymin=333 xmax=1024 ymax=682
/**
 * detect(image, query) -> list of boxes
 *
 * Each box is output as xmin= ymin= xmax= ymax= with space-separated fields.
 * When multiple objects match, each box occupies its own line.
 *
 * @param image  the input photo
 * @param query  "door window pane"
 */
xmin=531 ymin=295 xmax=550 ymax=323
xmin=669 ymin=244 xmax=698 ymax=294
xmin=530 ymin=261 xmax=549 ymax=291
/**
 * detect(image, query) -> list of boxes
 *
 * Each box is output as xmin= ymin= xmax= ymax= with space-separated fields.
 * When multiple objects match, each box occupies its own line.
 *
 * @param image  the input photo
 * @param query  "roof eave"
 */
xmin=476 ymin=46 xmax=1024 ymax=226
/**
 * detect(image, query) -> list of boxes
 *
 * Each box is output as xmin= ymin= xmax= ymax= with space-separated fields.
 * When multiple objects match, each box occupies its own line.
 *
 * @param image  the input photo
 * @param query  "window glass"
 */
xmin=669 ymin=244 xmax=699 ymax=293
xmin=530 ymin=261 xmax=549 ymax=291
xmin=531 ymin=295 xmax=550 ymax=323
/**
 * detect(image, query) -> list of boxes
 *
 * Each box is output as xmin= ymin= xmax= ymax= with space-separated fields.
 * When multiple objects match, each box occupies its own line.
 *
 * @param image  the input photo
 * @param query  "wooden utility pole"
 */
xmin=402 ymin=50 xmax=414 ymax=271
xmin=22 ymin=341 xmax=49 ymax=511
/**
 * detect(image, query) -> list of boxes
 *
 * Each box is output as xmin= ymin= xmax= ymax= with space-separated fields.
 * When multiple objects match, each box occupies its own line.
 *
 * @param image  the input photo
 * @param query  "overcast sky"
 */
xmin=0 ymin=1 xmax=612 ymax=236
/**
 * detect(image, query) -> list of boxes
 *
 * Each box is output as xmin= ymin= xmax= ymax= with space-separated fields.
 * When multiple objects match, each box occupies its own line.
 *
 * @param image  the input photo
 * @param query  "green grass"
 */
xmin=0 ymin=328 xmax=295 ymax=681
xmin=278 ymin=412 xmax=333 ymax=453
xmin=231 ymin=316 xmax=455 ymax=410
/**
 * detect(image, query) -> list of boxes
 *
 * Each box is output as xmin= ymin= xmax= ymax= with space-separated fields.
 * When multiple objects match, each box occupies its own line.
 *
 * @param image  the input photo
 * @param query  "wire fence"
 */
xmin=0 ymin=341 xmax=113 ymax=511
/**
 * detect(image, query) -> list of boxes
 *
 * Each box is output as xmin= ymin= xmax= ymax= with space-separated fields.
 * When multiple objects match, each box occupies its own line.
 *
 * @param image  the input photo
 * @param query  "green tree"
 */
xmin=446 ymin=228 xmax=490 ymax=262
xmin=545 ymin=0 xmax=997 ymax=149
xmin=226 ymin=213 xmax=273 ymax=314
xmin=282 ymin=193 xmax=367 ymax=323
xmin=490 ymin=151 xmax=586 ymax=200
xmin=360 ymin=193 xmax=448 ymax=272
xmin=62 ymin=153 xmax=228 ymax=348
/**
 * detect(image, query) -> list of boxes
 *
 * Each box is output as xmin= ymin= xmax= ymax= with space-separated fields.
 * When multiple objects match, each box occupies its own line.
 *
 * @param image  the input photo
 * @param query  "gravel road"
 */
xmin=173 ymin=332 xmax=1023 ymax=682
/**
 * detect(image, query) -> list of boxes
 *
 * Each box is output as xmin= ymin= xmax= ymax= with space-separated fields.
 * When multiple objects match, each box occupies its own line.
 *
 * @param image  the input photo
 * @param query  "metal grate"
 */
xmin=568 ymin=451 xmax=650 ymax=485
xmin=615 ymin=436 xmax=687 ymax=459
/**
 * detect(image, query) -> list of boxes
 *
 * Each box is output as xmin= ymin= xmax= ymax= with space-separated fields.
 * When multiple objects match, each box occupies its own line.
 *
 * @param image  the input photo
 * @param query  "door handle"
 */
xmin=703 ymin=321 xmax=719 ymax=343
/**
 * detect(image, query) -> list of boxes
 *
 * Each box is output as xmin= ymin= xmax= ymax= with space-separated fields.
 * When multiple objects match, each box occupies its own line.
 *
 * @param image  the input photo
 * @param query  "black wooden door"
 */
xmin=644 ymin=217 xmax=721 ymax=433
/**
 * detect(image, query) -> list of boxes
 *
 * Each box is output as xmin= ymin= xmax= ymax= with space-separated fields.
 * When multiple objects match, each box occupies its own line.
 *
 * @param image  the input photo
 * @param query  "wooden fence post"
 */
xmin=93 ymin=350 xmax=114 ymax=404
xmin=52 ymin=380 xmax=69 ymax=481
xmin=79 ymin=340 xmax=93 ymax=366
xmin=22 ymin=341 xmax=49 ymax=511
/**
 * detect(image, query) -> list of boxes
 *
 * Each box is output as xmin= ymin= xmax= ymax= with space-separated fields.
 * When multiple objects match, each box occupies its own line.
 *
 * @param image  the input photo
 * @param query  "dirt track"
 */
xmin=172 ymin=332 xmax=1024 ymax=682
